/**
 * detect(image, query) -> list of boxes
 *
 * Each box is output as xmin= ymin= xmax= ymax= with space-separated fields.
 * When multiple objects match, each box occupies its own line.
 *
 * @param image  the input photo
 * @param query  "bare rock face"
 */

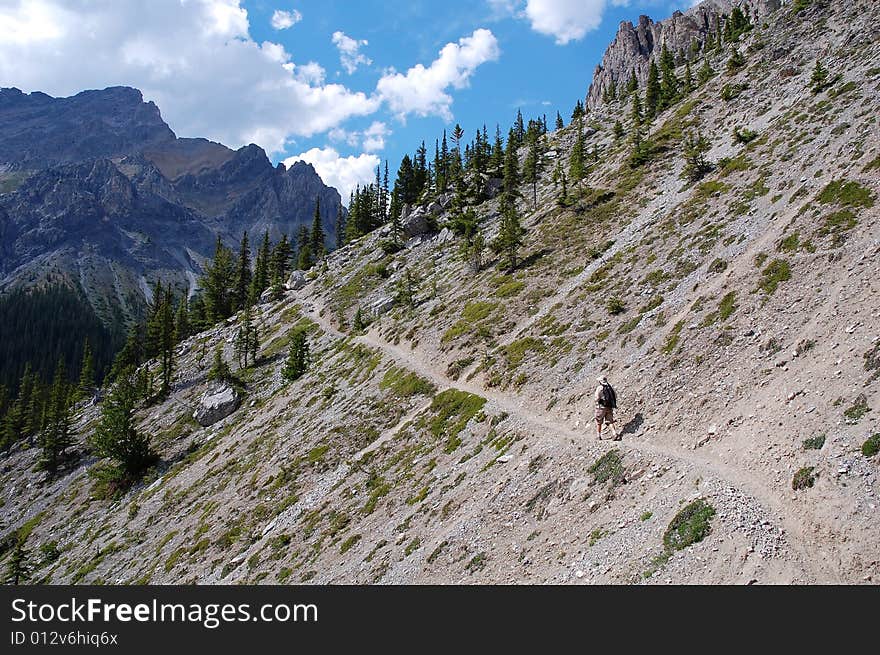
xmin=287 ymin=270 xmax=307 ymax=291
xmin=402 ymin=207 xmax=433 ymax=239
xmin=193 ymin=384 xmax=241 ymax=427
xmin=585 ymin=0 xmax=781 ymax=110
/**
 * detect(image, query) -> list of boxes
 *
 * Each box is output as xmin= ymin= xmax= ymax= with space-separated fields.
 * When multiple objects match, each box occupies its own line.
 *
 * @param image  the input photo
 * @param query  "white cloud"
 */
xmin=361 ymin=121 xmax=390 ymax=152
xmin=283 ymin=147 xmax=379 ymax=204
xmin=376 ymin=28 xmax=500 ymax=121
xmin=327 ymin=121 xmax=389 ymax=152
xmin=0 ymin=0 xmax=379 ymax=153
xmin=331 ymin=31 xmax=372 ymax=75
xmin=487 ymin=0 xmax=627 ymax=45
xmin=270 ymin=8 xmax=302 ymax=30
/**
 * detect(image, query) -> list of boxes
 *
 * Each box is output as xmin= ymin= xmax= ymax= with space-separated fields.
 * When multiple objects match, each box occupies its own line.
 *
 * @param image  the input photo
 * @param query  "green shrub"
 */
xmin=606 ymin=297 xmax=626 ymax=315
xmin=817 ymin=180 xmax=875 ymax=208
xmin=379 ymin=366 xmax=436 ymax=398
xmin=663 ymin=499 xmax=715 ymax=551
xmin=843 ymin=394 xmax=870 ymax=422
xmin=792 ymin=466 xmax=815 ymax=490
xmin=803 ymin=435 xmax=825 ymax=450
xmin=589 ymin=449 xmax=624 ymax=486
xmin=757 ymin=259 xmax=791 ymax=296
xmin=862 ymin=434 xmax=880 ymax=457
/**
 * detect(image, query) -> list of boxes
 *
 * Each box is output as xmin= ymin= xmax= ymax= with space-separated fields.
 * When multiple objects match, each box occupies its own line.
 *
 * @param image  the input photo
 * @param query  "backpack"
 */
xmin=599 ymin=383 xmax=617 ymax=409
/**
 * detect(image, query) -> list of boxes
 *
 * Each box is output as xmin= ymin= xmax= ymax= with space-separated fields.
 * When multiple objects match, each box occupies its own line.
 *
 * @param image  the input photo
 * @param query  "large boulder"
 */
xmin=287 ymin=270 xmax=307 ymax=291
xmin=193 ymin=384 xmax=241 ymax=427
xmin=370 ymin=296 xmax=395 ymax=317
xmin=402 ymin=207 xmax=432 ymax=238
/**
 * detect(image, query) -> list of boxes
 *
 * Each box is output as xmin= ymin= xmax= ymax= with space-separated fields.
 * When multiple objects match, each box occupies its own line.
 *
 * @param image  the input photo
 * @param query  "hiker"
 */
xmin=594 ymin=374 xmax=619 ymax=440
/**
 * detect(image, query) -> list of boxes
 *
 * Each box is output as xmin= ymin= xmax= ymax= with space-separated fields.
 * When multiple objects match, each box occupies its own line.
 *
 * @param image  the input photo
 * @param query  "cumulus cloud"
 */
xmin=283 ymin=147 xmax=380 ymax=203
xmin=331 ymin=31 xmax=372 ymax=75
xmin=376 ymin=28 xmax=500 ymax=121
xmin=488 ymin=0 xmax=627 ymax=44
xmin=0 ymin=0 xmax=379 ymax=153
xmin=270 ymin=8 xmax=302 ymax=30
xmin=327 ymin=121 xmax=389 ymax=152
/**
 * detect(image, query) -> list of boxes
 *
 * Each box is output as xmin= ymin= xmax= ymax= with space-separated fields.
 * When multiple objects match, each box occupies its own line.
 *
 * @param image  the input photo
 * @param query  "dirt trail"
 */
xmin=299 ymin=298 xmax=838 ymax=582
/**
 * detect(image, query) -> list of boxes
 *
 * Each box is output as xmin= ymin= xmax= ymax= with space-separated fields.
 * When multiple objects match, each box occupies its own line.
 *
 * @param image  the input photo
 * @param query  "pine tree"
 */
xmin=250 ymin=230 xmax=271 ymax=301
xmin=523 ymin=131 xmax=543 ymax=207
xmin=297 ymin=224 xmax=313 ymax=270
xmin=626 ymin=69 xmax=638 ymax=95
xmin=810 ymin=60 xmax=829 ymax=93
xmin=514 ymin=110 xmax=525 ymax=146
xmin=682 ymin=131 xmax=712 ymax=181
xmin=281 ymin=330 xmax=309 ymax=382
xmin=613 ymin=120 xmax=625 ymax=141
xmin=684 ymin=61 xmax=694 ymax=93
xmin=234 ymin=231 xmax=252 ymax=311
xmin=335 ymin=204 xmax=346 ymax=249
xmin=272 ymin=234 xmax=293 ymax=283
xmin=569 ymin=120 xmax=587 ymax=181
xmin=353 ymin=307 xmax=366 ymax=333
xmin=110 ymin=324 xmax=142 ymax=382
xmin=644 ymin=60 xmax=661 ymax=118
xmin=37 ymin=358 xmax=71 ymax=475
xmin=571 ymin=99 xmax=585 ymax=121
xmin=493 ymin=202 xmax=526 ymax=271
xmin=659 ymin=43 xmax=679 ymax=109
xmin=174 ymin=294 xmax=190 ymax=343
xmin=202 ymin=236 xmax=236 ymax=322
xmin=395 ymin=269 xmax=419 ymax=311
xmin=555 ymin=111 xmax=564 ymax=131
xmin=461 ymin=227 xmax=485 ymax=274
xmin=234 ymin=302 xmax=259 ymax=369
xmin=726 ymin=48 xmax=745 ymax=74
xmin=90 ymin=367 xmax=154 ymax=477
xmin=490 ymin=126 xmax=504 ymax=178
xmin=698 ymin=57 xmax=714 ymax=85
xmin=157 ymin=290 xmax=175 ymax=397
xmin=207 ymin=345 xmax=232 ymax=384
xmin=77 ymin=339 xmax=95 ymax=400
xmin=4 ymin=535 xmax=30 ymax=585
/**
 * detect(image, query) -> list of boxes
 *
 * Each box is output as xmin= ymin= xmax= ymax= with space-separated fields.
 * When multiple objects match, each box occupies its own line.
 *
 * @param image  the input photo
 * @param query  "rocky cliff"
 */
xmin=585 ymin=0 xmax=781 ymax=110
xmin=0 ymin=87 xmax=344 ymax=325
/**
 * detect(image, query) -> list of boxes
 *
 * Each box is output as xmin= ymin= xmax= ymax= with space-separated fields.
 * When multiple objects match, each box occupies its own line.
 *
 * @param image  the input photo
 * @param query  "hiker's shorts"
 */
xmin=595 ymin=406 xmax=614 ymax=425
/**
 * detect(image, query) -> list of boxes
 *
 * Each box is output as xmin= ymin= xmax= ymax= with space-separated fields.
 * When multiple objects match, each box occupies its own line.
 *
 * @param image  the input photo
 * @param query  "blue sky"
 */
xmin=0 ymin=0 xmax=692 ymax=201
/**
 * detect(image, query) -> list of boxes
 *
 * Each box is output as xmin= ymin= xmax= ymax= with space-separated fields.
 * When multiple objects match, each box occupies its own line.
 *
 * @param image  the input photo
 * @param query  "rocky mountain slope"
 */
xmin=1 ymin=0 xmax=879 ymax=585
xmin=0 ymin=85 xmax=343 ymax=326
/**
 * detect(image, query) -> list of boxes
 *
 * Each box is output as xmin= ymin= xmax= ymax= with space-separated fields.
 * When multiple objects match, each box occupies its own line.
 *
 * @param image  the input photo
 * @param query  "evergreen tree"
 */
xmin=335 ymin=204 xmax=346 ymax=249
xmin=353 ymin=307 xmax=366 ymax=333
xmin=282 ymin=330 xmax=309 ymax=382
xmin=490 ymin=126 xmax=504 ymax=178
xmin=644 ymin=60 xmax=661 ymax=118
xmin=207 ymin=345 xmax=232 ymax=383
xmin=558 ymin=170 xmax=568 ymax=205
xmin=555 ymin=111 xmax=564 ymax=131
xmin=682 ymin=131 xmax=712 ymax=181
xmin=523 ymin=130 xmax=543 ymax=207
xmin=296 ymin=224 xmax=313 ymax=270
xmin=202 ymin=236 xmax=236 ymax=322
xmin=37 ymin=358 xmax=71 ymax=475
xmin=626 ymin=69 xmax=638 ymax=95
xmin=250 ymin=230 xmax=271 ymax=301
xmin=234 ymin=302 xmax=259 ymax=369
xmin=571 ymin=99 xmax=585 ymax=121
xmin=395 ymin=269 xmax=419 ymax=311
xmin=698 ymin=57 xmax=714 ymax=84
xmin=726 ymin=48 xmax=745 ymax=74
xmin=77 ymin=339 xmax=95 ymax=400
xmin=493 ymin=202 xmax=526 ymax=271
xmin=110 ymin=324 xmax=142 ymax=382
xmin=311 ymin=198 xmax=326 ymax=261
xmin=157 ymin=290 xmax=175 ymax=397
xmin=613 ymin=120 xmax=625 ymax=141
xmin=684 ymin=61 xmax=694 ymax=93
xmin=174 ymin=294 xmax=190 ymax=343
xmin=461 ymin=227 xmax=485 ymax=274
xmin=273 ymin=234 xmax=293 ymax=281
xmin=810 ymin=60 xmax=829 ymax=93
xmin=189 ymin=295 xmax=208 ymax=334
xmin=502 ymin=128 xmax=520 ymax=205
xmin=234 ymin=231 xmax=252 ymax=311
xmin=514 ymin=110 xmax=525 ymax=146
xmin=659 ymin=43 xmax=679 ymax=109
xmin=90 ymin=367 xmax=155 ymax=477
xmin=4 ymin=535 xmax=30 ymax=585
xmin=569 ymin=120 xmax=587 ymax=181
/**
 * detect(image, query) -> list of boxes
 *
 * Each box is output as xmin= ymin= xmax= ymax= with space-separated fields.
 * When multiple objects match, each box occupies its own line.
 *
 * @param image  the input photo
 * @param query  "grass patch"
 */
xmin=505 ymin=337 xmax=546 ymax=369
xmin=663 ymin=321 xmax=684 ymax=355
xmin=422 ymin=389 xmax=487 ymax=454
xmin=803 ymin=435 xmax=825 ymax=450
xmin=589 ymin=449 xmax=624 ymax=486
xmin=379 ymin=366 xmax=436 ymax=398
xmin=663 ymin=499 xmax=716 ymax=551
xmin=843 ymin=394 xmax=870 ymax=422
xmin=817 ymin=180 xmax=874 ymax=208
xmin=339 ymin=534 xmax=362 ymax=554
xmin=861 ymin=434 xmax=880 ymax=458
xmin=792 ymin=467 xmax=816 ymax=490
xmin=757 ymin=259 xmax=791 ymax=296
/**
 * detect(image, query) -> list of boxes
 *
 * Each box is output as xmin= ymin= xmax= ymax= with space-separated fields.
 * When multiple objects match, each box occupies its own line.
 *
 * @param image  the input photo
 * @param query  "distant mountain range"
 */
xmin=0 ymin=85 xmax=344 ymax=386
